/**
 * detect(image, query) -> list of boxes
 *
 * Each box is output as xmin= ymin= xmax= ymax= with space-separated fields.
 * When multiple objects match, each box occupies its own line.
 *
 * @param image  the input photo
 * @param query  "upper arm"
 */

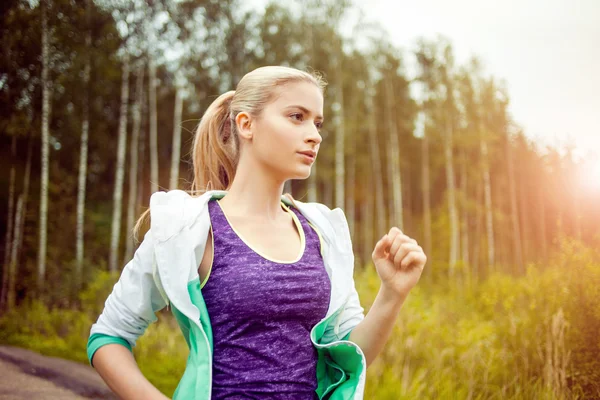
xmin=88 ymin=229 xmax=167 ymax=356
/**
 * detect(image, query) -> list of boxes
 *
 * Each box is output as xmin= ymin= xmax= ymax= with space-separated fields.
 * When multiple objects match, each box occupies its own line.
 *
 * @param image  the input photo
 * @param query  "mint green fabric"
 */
xmin=87 ymin=333 xmax=132 ymax=367
xmin=170 ymin=278 xmax=213 ymax=400
xmin=169 ymin=277 xmax=363 ymax=400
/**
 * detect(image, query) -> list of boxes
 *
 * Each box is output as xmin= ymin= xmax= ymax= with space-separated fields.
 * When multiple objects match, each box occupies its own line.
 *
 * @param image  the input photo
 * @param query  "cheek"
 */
xmin=260 ymin=117 xmax=296 ymax=148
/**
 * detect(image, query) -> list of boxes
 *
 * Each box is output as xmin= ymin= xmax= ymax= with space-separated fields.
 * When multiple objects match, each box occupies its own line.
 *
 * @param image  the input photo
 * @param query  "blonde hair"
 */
xmin=191 ymin=66 xmax=326 ymax=193
xmin=133 ymin=66 xmax=326 ymax=240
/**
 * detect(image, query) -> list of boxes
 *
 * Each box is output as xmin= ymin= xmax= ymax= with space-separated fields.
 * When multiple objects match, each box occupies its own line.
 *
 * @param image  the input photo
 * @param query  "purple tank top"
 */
xmin=201 ymin=199 xmax=331 ymax=399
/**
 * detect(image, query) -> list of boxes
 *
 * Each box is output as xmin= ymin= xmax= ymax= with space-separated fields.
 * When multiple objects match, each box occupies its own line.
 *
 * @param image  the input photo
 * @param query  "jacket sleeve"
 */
xmin=319 ymin=205 xmax=365 ymax=343
xmin=87 ymin=228 xmax=167 ymax=366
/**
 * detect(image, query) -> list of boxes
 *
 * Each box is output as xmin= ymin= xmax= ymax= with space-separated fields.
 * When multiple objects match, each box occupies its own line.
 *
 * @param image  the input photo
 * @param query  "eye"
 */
xmin=290 ymin=113 xmax=304 ymax=121
xmin=315 ymin=121 xmax=323 ymax=131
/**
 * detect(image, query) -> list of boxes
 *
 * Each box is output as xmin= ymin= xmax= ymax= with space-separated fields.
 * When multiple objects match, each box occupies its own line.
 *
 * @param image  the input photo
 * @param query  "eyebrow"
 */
xmin=285 ymin=105 xmax=324 ymax=121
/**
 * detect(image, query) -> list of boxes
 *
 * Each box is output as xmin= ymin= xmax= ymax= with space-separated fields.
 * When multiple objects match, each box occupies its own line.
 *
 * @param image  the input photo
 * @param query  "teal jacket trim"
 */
xmin=87 ymin=333 xmax=132 ymax=367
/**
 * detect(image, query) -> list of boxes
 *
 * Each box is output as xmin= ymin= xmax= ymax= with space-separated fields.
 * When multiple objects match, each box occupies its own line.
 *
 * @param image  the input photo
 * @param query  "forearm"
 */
xmin=92 ymin=344 xmax=169 ymax=400
xmin=348 ymin=286 xmax=407 ymax=367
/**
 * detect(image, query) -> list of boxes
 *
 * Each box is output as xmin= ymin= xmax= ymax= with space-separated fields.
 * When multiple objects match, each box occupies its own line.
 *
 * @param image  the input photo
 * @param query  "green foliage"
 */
xmin=355 ymin=243 xmax=600 ymax=399
xmin=1 ymin=245 xmax=599 ymax=397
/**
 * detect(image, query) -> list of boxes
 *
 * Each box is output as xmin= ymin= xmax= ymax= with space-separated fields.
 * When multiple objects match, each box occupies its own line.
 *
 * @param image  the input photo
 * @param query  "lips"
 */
xmin=298 ymin=150 xmax=317 ymax=159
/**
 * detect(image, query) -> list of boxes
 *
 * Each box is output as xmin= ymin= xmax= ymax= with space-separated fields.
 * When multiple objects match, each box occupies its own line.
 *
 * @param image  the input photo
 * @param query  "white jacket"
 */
xmin=89 ymin=189 xmax=366 ymax=398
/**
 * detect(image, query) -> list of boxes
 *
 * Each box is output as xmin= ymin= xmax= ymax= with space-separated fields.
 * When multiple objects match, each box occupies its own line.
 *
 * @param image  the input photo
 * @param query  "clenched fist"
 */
xmin=372 ymin=227 xmax=427 ymax=297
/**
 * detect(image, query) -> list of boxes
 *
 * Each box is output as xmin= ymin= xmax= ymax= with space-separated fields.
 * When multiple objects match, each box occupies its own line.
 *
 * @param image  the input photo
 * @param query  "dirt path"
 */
xmin=0 ymin=346 xmax=116 ymax=399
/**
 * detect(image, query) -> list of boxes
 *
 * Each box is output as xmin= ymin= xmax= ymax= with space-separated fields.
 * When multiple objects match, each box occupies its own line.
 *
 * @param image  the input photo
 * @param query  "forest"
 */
xmin=1 ymin=0 xmax=599 ymax=398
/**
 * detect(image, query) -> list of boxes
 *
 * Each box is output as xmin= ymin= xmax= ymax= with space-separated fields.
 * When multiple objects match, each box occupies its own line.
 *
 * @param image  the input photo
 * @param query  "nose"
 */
xmin=305 ymin=125 xmax=322 ymax=145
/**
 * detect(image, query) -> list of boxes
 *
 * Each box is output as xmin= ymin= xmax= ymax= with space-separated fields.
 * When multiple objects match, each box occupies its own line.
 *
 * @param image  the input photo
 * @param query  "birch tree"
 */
xmin=169 ymin=88 xmax=184 ymax=190
xmin=385 ymin=80 xmax=404 ymax=230
xmin=415 ymin=41 xmax=438 ymax=267
xmin=334 ymin=53 xmax=345 ymax=210
xmin=420 ymin=115 xmax=433 ymax=263
xmin=506 ymin=128 xmax=524 ymax=273
xmin=38 ymin=0 xmax=51 ymax=290
xmin=440 ymin=44 xmax=460 ymax=276
xmin=109 ymin=55 xmax=130 ymax=273
xmin=7 ymin=196 xmax=24 ymax=310
xmin=148 ymin=57 xmax=159 ymax=194
xmin=480 ymin=78 xmax=496 ymax=270
xmin=75 ymin=0 xmax=92 ymax=289
xmin=367 ymin=90 xmax=387 ymax=236
xmin=125 ymin=63 xmax=145 ymax=262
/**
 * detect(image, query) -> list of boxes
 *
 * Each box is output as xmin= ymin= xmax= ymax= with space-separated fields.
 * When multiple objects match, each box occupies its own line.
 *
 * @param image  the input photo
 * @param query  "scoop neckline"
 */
xmin=214 ymin=199 xmax=306 ymax=264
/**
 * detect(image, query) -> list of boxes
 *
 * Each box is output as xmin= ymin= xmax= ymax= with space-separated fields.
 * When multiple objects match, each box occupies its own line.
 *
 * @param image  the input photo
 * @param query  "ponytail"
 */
xmin=133 ymin=66 xmax=325 ymax=242
xmin=191 ymin=90 xmax=238 ymax=194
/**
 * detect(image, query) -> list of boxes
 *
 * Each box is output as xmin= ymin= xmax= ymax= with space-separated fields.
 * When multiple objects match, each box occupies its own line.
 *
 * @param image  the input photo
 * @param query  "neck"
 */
xmin=218 ymin=155 xmax=288 ymax=221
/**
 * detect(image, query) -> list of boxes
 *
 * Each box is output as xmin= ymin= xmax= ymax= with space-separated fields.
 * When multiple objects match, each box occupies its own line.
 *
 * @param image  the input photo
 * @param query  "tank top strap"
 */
xmin=286 ymin=205 xmax=322 ymax=257
xmin=207 ymin=199 xmax=226 ymax=234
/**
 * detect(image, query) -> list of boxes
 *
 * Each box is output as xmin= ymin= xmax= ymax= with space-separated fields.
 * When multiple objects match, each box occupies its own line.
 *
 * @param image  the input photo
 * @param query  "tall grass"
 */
xmin=0 ymin=239 xmax=598 ymax=398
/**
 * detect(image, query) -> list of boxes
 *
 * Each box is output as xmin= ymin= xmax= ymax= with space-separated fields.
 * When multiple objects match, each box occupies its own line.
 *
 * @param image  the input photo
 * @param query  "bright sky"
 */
xmin=247 ymin=0 xmax=600 ymax=156
xmin=360 ymin=0 xmax=600 ymax=155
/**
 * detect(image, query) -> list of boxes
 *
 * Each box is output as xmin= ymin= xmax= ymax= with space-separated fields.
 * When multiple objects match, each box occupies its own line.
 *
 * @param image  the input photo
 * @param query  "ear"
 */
xmin=235 ymin=111 xmax=253 ymax=140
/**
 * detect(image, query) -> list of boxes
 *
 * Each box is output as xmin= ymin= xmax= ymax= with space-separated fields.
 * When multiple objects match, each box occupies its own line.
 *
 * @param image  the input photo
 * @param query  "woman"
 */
xmin=88 ymin=66 xmax=427 ymax=400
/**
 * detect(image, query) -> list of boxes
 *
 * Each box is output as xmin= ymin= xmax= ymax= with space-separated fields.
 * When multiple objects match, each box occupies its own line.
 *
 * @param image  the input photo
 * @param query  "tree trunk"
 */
xmin=109 ymin=56 xmax=130 ymax=273
xmin=403 ymin=154 xmax=413 ymax=235
xmin=473 ymin=168 xmax=483 ymax=280
xmin=7 ymin=196 xmax=24 ymax=310
xmin=38 ymin=0 xmax=51 ymax=291
xmin=385 ymin=81 xmax=404 ymax=230
xmin=506 ymin=134 xmax=523 ymax=273
xmin=421 ymin=128 xmax=433 ymax=268
xmin=518 ymin=165 xmax=530 ymax=268
xmin=363 ymin=173 xmax=374 ymax=266
xmin=125 ymin=63 xmax=145 ymax=262
xmin=17 ymin=135 xmax=33 ymax=277
xmin=306 ymin=23 xmax=318 ymax=204
xmin=460 ymin=148 xmax=470 ymax=269
xmin=1 ymin=136 xmax=17 ymax=308
xmin=334 ymin=62 xmax=345 ymax=210
xmin=445 ymin=118 xmax=459 ymax=277
xmin=324 ymin=179 xmax=333 ymax=209
xmin=169 ymin=88 xmax=184 ymax=190
xmin=346 ymin=147 xmax=356 ymax=239
xmin=148 ymin=57 xmax=159 ymax=194
xmin=75 ymin=0 xmax=92 ymax=290
xmin=368 ymin=93 xmax=386 ymax=236
xmin=137 ymin=86 xmax=148 ymax=216
xmin=481 ymin=131 xmax=495 ymax=272
xmin=346 ymin=83 xmax=360 ymax=240
xmin=539 ymin=182 xmax=547 ymax=260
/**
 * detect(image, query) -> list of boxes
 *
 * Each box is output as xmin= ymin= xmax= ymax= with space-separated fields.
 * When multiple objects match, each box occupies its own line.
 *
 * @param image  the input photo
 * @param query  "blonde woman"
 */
xmin=88 ymin=66 xmax=427 ymax=400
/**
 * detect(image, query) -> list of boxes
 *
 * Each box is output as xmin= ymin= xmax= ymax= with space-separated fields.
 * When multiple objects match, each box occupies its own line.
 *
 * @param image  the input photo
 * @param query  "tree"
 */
xmin=479 ymin=78 xmax=497 ymax=272
xmin=109 ymin=54 xmax=130 ymax=273
xmin=75 ymin=0 xmax=92 ymax=289
xmin=1 ymin=136 xmax=17 ymax=308
xmin=124 ymin=62 xmax=145 ymax=263
xmin=169 ymin=88 xmax=183 ymax=190
xmin=384 ymin=80 xmax=404 ymax=230
xmin=148 ymin=56 xmax=159 ymax=194
xmin=439 ymin=43 xmax=460 ymax=277
xmin=38 ymin=0 xmax=51 ymax=291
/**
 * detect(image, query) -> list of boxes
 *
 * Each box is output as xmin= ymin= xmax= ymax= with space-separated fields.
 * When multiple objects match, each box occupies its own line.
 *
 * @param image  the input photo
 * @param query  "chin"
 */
xmin=288 ymin=168 xmax=312 ymax=181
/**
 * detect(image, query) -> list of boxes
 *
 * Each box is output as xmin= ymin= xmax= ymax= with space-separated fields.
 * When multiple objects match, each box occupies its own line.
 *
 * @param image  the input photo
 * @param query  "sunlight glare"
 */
xmin=581 ymin=158 xmax=600 ymax=192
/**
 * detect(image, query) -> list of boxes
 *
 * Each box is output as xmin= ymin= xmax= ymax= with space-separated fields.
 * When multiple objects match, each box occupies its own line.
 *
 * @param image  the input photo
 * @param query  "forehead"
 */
xmin=271 ymin=81 xmax=324 ymax=114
